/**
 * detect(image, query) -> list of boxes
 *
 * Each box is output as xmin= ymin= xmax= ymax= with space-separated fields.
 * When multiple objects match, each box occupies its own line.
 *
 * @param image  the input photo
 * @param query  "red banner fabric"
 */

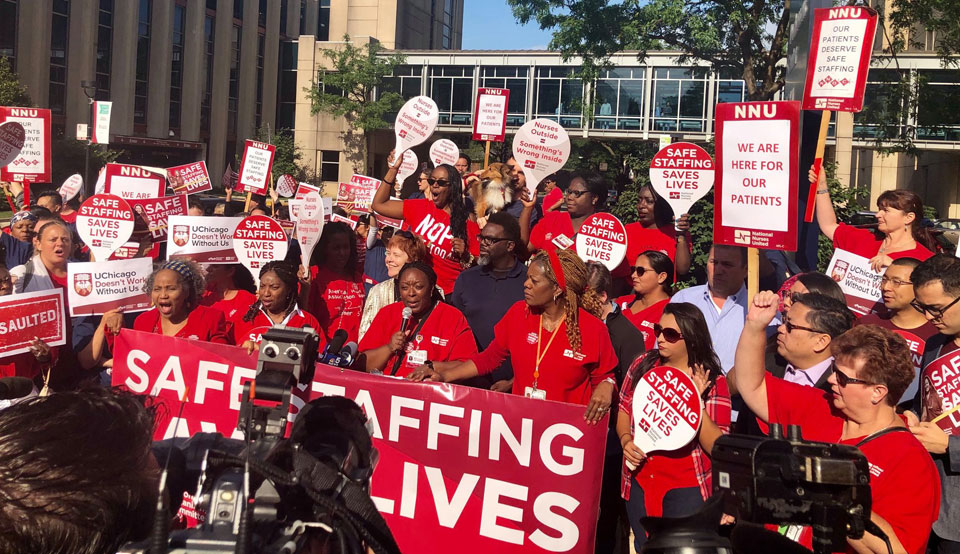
xmin=111 ymin=329 xmax=607 ymax=554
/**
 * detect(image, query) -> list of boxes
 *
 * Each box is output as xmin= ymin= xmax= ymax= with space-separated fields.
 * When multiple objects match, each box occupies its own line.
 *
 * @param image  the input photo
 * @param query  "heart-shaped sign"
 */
xmin=575 ymin=213 xmax=628 ymax=270
xmin=276 ymin=174 xmax=297 ymax=198
xmin=628 ymin=365 xmax=703 ymax=468
xmin=429 ymin=138 xmax=459 ymax=167
xmin=512 ymin=119 xmax=571 ymax=197
xmin=0 ymin=121 xmax=25 ymax=168
xmin=396 ymin=149 xmax=419 ymax=194
xmin=649 ymin=142 xmax=715 ymax=218
xmin=59 ymin=174 xmax=84 ymax=202
xmin=76 ymin=194 xmax=135 ymax=262
xmin=393 ymin=96 xmax=439 ymax=154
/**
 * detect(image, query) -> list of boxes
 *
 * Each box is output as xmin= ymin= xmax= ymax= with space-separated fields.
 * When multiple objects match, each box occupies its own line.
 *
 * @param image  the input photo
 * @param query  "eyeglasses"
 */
xmin=477 ymin=234 xmax=511 ymax=245
xmin=653 ymin=324 xmax=683 ymax=343
xmin=427 ymin=178 xmax=451 ymax=187
xmin=630 ymin=266 xmax=653 ymax=276
xmin=566 ymin=189 xmax=589 ymax=198
xmin=783 ymin=319 xmax=824 ymax=334
xmin=832 ymin=363 xmax=873 ymax=387
xmin=880 ymin=276 xmax=913 ymax=287
xmin=911 ymin=295 xmax=960 ymax=321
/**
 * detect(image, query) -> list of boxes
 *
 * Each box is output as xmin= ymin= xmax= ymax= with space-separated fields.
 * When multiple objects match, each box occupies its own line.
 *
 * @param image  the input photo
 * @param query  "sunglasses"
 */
xmin=630 ymin=266 xmax=654 ymax=277
xmin=832 ymin=363 xmax=872 ymax=387
xmin=911 ymin=296 xmax=960 ymax=321
xmin=477 ymin=234 xmax=511 ymax=245
xmin=427 ymin=178 xmax=451 ymax=187
xmin=653 ymin=324 xmax=683 ymax=343
xmin=783 ymin=319 xmax=823 ymax=334
xmin=565 ymin=189 xmax=590 ymax=198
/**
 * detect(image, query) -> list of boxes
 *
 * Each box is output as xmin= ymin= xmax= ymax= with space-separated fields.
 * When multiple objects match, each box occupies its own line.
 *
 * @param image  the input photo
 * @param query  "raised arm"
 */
xmin=371 ymin=150 xmax=406 ymax=219
xmin=674 ymin=214 xmax=692 ymax=275
xmin=733 ymin=290 xmax=780 ymax=422
xmin=810 ymin=164 xmax=840 ymax=241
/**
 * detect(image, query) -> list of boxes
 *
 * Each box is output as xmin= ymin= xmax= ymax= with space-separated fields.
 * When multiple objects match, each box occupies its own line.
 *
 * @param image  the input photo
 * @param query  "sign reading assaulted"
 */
xmin=0 ymin=289 xmax=67 ymax=357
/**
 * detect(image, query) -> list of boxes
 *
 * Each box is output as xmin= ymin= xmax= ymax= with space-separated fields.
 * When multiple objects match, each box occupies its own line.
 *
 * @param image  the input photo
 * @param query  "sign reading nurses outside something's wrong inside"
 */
xmin=512 ymin=119 xmax=571 ymax=197
xmin=714 ymin=101 xmax=800 ymax=251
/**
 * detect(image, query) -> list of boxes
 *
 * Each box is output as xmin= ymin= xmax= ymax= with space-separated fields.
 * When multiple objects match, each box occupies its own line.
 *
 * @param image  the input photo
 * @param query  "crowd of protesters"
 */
xmin=0 ymin=146 xmax=956 ymax=554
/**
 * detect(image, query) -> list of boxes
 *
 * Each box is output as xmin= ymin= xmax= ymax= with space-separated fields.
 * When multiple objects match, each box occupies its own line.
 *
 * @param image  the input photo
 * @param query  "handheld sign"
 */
xmin=714 ymin=101 xmax=800 ymax=251
xmin=649 ymin=142 xmax=714 ymax=218
xmin=629 ymin=366 xmax=703 ymax=467
xmin=236 ymin=140 xmax=276 ymax=195
xmin=59 ymin=174 xmax=83 ymax=202
xmin=802 ymin=7 xmax=878 ymax=112
xmin=575 ymin=213 xmax=627 ymax=270
xmin=294 ymin=182 xmax=322 ymax=202
xmin=232 ymin=215 xmax=289 ymax=277
xmin=168 ymin=215 xmax=243 ymax=264
xmin=68 ymin=257 xmax=152 ymax=316
xmin=472 ymin=88 xmax=510 ymax=143
xmin=429 ymin=139 xmax=460 ymax=167
xmin=77 ymin=194 xmax=135 ymax=262
xmin=395 ymin=150 xmax=419 ymax=194
xmin=128 ymin=195 xmax=189 ymax=239
xmin=103 ymin=163 xmax=167 ymax=200
xmin=0 ymin=121 xmax=25 ymax=167
xmin=0 ymin=107 xmax=51 ymax=184
xmin=922 ymin=349 xmax=960 ymax=430
xmin=0 ymin=289 xmax=67 ymax=357
xmin=337 ymin=175 xmax=379 ymax=213
xmin=166 ymin=161 xmax=213 ymax=195
xmin=512 ymin=118 xmax=571 ymax=197
xmin=276 ymin=174 xmax=297 ymax=198
xmin=293 ymin=191 xmax=324 ymax=270
xmin=825 ymin=249 xmax=883 ymax=316
xmin=393 ymin=96 xmax=439 ymax=154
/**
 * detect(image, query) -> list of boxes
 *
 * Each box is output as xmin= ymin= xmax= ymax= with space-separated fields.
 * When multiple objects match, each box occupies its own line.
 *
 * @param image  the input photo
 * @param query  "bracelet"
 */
xmin=816 ymin=188 xmax=830 ymax=195
xmin=383 ymin=178 xmax=396 ymax=186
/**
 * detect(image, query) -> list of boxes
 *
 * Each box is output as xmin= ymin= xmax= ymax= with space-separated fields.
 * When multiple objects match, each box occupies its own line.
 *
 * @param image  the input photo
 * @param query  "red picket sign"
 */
xmin=167 ymin=161 xmax=213 ymax=195
xmin=473 ymin=88 xmax=510 ymax=142
xmin=0 ymin=107 xmax=51 ymax=184
xmin=0 ymin=289 xmax=67 ymax=357
xmin=103 ymin=163 xmax=167 ymax=200
xmin=802 ymin=6 xmax=879 ymax=112
xmin=236 ymin=140 xmax=276 ymax=195
xmin=111 ymin=329 xmax=608 ymax=554
xmin=128 ymin=195 xmax=189 ymax=239
xmin=232 ymin=215 xmax=289 ymax=274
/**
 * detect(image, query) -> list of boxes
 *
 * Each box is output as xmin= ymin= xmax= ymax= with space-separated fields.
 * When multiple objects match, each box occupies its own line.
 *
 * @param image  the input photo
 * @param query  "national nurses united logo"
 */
xmin=73 ymin=273 xmax=93 ymax=297
xmin=172 ymin=225 xmax=190 ymax=247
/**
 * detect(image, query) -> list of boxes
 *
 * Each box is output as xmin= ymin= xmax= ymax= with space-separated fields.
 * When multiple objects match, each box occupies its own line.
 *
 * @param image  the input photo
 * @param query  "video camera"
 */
xmin=119 ymin=326 xmax=400 ymax=554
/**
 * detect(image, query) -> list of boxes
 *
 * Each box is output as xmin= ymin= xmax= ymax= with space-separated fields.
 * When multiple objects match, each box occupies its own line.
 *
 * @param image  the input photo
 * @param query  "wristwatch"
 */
xmin=425 ymin=360 xmax=435 ymax=370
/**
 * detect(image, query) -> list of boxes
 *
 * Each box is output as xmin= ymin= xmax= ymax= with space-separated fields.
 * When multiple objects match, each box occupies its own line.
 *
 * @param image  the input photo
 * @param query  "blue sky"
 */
xmin=462 ymin=0 xmax=555 ymax=50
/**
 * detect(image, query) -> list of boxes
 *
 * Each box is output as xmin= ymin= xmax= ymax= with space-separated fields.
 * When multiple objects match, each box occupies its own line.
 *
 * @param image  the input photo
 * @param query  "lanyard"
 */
xmin=390 ymin=301 xmax=438 ymax=376
xmin=533 ymin=314 xmax=565 ymax=388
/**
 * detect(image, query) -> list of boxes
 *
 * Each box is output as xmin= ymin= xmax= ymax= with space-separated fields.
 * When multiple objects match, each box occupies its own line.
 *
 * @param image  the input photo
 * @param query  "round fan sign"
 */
xmin=512 ymin=118 xmax=570 ymax=197
xmin=628 ymin=365 xmax=703 ymax=468
xmin=0 ymin=121 xmax=25 ymax=167
xmin=575 ymin=212 xmax=627 ymax=270
xmin=276 ymin=174 xmax=297 ymax=198
xmin=393 ymin=96 xmax=439 ymax=154
xmin=232 ymin=215 xmax=289 ymax=278
xmin=76 ymin=194 xmax=135 ymax=262
xmin=59 ymin=174 xmax=84 ymax=202
xmin=395 ymin=149 xmax=419 ymax=194
xmin=429 ymin=138 xmax=460 ymax=167
xmin=649 ymin=142 xmax=715 ymax=218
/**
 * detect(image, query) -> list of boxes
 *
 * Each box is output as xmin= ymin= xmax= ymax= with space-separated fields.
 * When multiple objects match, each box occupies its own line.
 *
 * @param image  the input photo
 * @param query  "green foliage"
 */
xmin=888 ymin=0 xmax=960 ymax=67
xmin=816 ymin=161 xmax=869 ymax=271
xmin=50 ymin=136 xmax=121 ymax=187
xmin=253 ymin=126 xmax=304 ymax=180
xmin=0 ymin=57 xmax=31 ymax=107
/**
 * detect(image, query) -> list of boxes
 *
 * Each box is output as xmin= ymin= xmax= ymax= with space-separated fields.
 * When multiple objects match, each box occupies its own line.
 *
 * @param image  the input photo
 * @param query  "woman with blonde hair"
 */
xmin=409 ymin=248 xmax=617 ymax=423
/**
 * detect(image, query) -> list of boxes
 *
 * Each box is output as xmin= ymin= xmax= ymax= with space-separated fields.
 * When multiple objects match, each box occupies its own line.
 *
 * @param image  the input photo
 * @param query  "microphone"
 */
xmin=391 ymin=307 xmax=414 ymax=376
xmin=0 ymin=377 xmax=34 ymax=400
xmin=339 ymin=342 xmax=358 ymax=366
xmin=325 ymin=329 xmax=349 ymax=358
xmin=318 ymin=330 xmax=356 ymax=368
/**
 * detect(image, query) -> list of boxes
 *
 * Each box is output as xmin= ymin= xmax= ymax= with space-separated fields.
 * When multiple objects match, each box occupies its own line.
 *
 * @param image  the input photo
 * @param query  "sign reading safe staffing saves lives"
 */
xmin=575 ymin=213 xmax=627 ymax=271
xmin=629 ymin=366 xmax=703 ymax=468
xmin=802 ymin=6 xmax=879 ymax=112
xmin=649 ymin=142 xmax=715 ymax=218
xmin=232 ymin=215 xmax=289 ymax=275
xmin=714 ymin=101 xmax=800 ymax=251
xmin=76 ymin=194 xmax=136 ymax=261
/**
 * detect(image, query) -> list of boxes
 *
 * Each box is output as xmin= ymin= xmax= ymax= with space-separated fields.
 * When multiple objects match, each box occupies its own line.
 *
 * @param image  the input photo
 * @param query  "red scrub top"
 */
xmin=472 ymin=301 xmax=617 ymax=405
xmin=529 ymin=211 xmax=577 ymax=253
xmin=542 ymin=188 xmax=564 ymax=212
xmin=132 ymin=305 xmax=231 ymax=344
xmin=615 ymin=296 xmax=669 ymax=351
xmin=231 ymin=306 xmax=323 ymax=347
xmin=624 ymin=223 xmax=690 ymax=265
xmin=201 ymin=289 xmax=257 ymax=321
xmin=833 ymin=223 xmax=933 ymax=261
xmin=402 ymin=199 xmax=480 ymax=294
xmin=308 ymin=266 xmax=365 ymax=344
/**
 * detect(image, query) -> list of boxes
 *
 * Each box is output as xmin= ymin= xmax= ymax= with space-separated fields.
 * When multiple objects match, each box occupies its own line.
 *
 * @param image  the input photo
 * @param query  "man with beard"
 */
xmin=451 ymin=211 xmax=527 ymax=390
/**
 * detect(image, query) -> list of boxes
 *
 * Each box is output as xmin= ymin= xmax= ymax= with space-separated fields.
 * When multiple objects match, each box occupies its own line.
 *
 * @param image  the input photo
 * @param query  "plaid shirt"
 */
xmin=618 ymin=359 xmax=732 ymax=501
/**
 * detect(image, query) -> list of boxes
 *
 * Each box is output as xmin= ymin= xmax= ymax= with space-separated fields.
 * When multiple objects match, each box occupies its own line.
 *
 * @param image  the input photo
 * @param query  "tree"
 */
xmin=253 ymin=125 xmax=304 ymax=180
xmin=508 ymin=0 xmax=788 ymax=101
xmin=0 ymin=57 xmax=31 ymax=107
xmin=308 ymin=36 xmax=406 ymax=172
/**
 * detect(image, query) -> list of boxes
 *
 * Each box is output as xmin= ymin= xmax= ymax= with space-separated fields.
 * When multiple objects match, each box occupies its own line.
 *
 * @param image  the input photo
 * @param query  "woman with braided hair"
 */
xmin=129 ymin=259 xmax=230 ymax=343
xmin=232 ymin=261 xmax=324 ymax=352
xmin=408 ymin=248 xmax=618 ymax=422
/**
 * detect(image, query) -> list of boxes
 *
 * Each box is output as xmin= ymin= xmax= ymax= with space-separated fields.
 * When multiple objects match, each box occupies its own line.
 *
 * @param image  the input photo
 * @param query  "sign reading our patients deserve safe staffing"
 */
xmin=167 ymin=215 xmax=243 ymax=264
xmin=235 ymin=140 xmax=276 ymax=195
xmin=0 ymin=289 xmax=67 ymax=357
xmin=802 ymin=6 xmax=878 ymax=112
xmin=714 ymin=101 xmax=800 ymax=251
xmin=575 ymin=213 xmax=627 ymax=271
xmin=232 ymin=215 xmax=289 ymax=275
xmin=77 ymin=194 xmax=136 ymax=261
xmin=103 ymin=163 xmax=167 ymax=200
xmin=67 ymin=257 xmax=152 ymax=317
xmin=649 ymin=142 xmax=714 ymax=218
xmin=472 ymin=87 xmax=510 ymax=142
xmin=513 ymin=118 xmax=571 ymax=197
xmin=630 ymin=366 xmax=702 ymax=463
xmin=0 ymin=107 xmax=51 ymax=184
xmin=394 ymin=96 xmax=439 ymax=154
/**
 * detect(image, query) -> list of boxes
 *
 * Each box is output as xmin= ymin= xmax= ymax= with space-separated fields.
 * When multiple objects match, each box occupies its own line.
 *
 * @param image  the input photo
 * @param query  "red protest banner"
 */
xmin=575 ymin=212 xmax=627 ymax=270
xmin=0 ymin=289 xmax=67 ymax=357
xmin=714 ymin=101 xmax=800 ymax=251
xmin=473 ymin=88 xmax=510 ymax=142
xmin=337 ymin=175 xmax=380 ymax=213
xmin=103 ymin=163 xmax=167 ymax=200
xmin=111 ymin=329 xmax=607 ymax=554
xmin=236 ymin=140 xmax=276 ymax=195
xmin=167 ymin=161 xmax=213 ymax=195
xmin=129 ymin=195 xmax=189 ymax=239
xmin=0 ymin=107 xmax=52 ymax=184
xmin=802 ymin=6 xmax=878 ymax=112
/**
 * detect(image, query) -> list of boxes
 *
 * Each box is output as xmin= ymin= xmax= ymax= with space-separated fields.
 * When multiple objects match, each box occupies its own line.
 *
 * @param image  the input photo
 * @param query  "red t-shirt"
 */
xmin=858 ymin=313 xmax=939 ymax=400
xmin=132 ymin=305 xmax=231 ymax=344
xmin=542 ymin=188 xmax=564 ymax=212
xmin=308 ymin=266 xmax=366 ymax=344
xmin=60 ymin=211 xmax=77 ymax=224
xmin=402 ymin=199 xmax=480 ymax=294
xmin=358 ymin=301 xmax=478 ymax=377
xmin=765 ymin=374 xmax=940 ymax=554
xmin=623 ymin=223 xmax=690 ymax=265
xmin=529 ymin=211 xmax=576 ymax=253
xmin=833 ymin=223 xmax=933 ymax=261
xmin=201 ymin=289 xmax=257 ymax=321
xmin=615 ymin=296 xmax=669 ymax=351
xmin=472 ymin=301 xmax=617 ymax=405
xmin=230 ymin=306 xmax=324 ymax=347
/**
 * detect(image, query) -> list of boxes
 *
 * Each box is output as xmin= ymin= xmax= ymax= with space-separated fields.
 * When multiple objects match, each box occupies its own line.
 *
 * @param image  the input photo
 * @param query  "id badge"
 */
xmin=524 ymin=386 xmax=547 ymax=400
xmin=407 ymin=350 xmax=428 ymax=367
xmin=552 ymin=234 xmax=573 ymax=250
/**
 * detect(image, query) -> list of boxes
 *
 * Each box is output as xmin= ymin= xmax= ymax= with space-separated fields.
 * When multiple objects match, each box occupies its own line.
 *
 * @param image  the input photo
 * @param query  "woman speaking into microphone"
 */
xmin=408 ymin=248 xmax=618 ymax=423
xmin=358 ymin=262 xmax=477 ymax=377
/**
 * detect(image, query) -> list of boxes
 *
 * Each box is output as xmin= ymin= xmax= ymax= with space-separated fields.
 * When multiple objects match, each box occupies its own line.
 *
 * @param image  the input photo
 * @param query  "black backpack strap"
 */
xmin=855 ymin=426 xmax=911 ymax=448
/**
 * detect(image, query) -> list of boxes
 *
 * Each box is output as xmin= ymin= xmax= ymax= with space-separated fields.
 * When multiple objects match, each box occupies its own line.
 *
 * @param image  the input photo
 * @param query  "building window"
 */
xmin=429 ymin=65 xmax=473 ymax=125
xmin=318 ymin=0 xmax=330 ymax=41
xmin=380 ymin=65 xmax=423 ymax=101
xmin=95 ymin=0 xmax=113 ymax=100
xmin=0 ymin=0 xmax=17 ymax=70
xmin=593 ymin=67 xmax=644 ymax=131
xmin=201 ymin=14 xmax=215 ymax=132
xmin=320 ymin=150 xmax=339 ymax=182
xmin=49 ymin=0 xmax=70 ymax=115
xmin=299 ymin=0 xmax=306 ymax=36
xmin=228 ymin=24 xmax=241 ymax=135
xmin=277 ymin=40 xmax=297 ymax=128
xmin=651 ymin=67 xmax=707 ymax=132
xmin=280 ymin=0 xmax=288 ymax=36
xmin=233 ymin=0 xmax=243 ymax=21
xmin=480 ymin=66 xmax=528 ymax=126
xmin=442 ymin=0 xmax=454 ymax=49
xmin=256 ymin=33 xmax=265 ymax=127
xmin=135 ymin=0 xmax=152 ymax=125
xmin=169 ymin=2 xmax=186 ymax=131
xmin=535 ymin=66 xmax=583 ymax=129
xmin=258 ymin=0 xmax=267 ymax=27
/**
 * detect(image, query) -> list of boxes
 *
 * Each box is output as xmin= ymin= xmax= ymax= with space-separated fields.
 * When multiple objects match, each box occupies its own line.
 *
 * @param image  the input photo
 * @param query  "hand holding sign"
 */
xmin=394 ymin=96 xmax=439 ymax=154
xmin=512 ymin=119 xmax=571 ymax=197
xmin=628 ymin=366 xmax=703 ymax=469
xmin=0 ymin=121 xmax=25 ymax=167
xmin=429 ymin=139 xmax=460 ymax=167
xmin=77 ymin=194 xmax=135 ymax=261
xmin=649 ymin=142 xmax=714 ymax=219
